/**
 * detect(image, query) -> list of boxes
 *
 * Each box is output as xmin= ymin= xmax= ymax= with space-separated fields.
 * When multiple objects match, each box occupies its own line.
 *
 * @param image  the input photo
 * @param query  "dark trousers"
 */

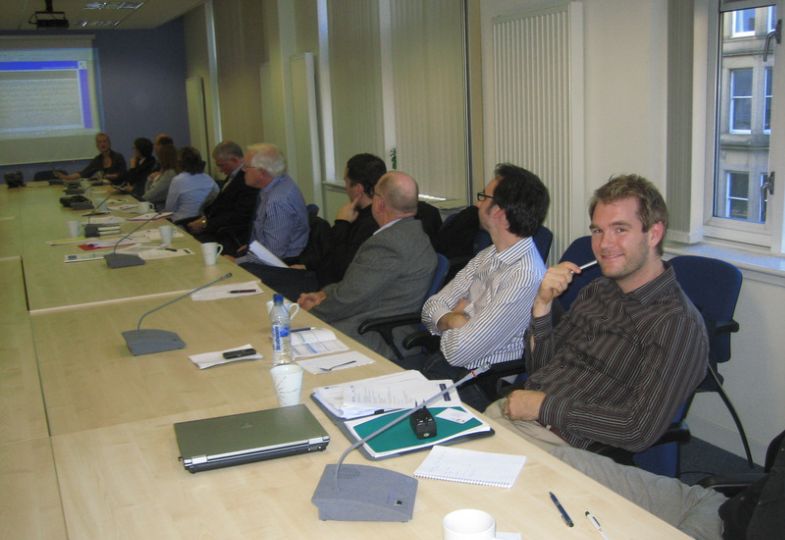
xmin=239 ymin=262 xmax=319 ymax=302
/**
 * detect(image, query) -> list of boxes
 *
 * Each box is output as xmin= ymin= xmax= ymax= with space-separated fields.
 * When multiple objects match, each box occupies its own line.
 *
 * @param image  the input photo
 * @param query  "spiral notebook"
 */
xmin=414 ymin=445 xmax=526 ymax=488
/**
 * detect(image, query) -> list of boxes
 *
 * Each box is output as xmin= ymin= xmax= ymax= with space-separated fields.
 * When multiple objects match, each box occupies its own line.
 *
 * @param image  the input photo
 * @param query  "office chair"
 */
xmin=357 ymin=253 xmax=450 ymax=362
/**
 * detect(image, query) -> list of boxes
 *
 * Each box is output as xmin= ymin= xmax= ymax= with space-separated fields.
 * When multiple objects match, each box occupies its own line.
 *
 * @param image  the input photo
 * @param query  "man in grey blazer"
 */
xmin=298 ymin=171 xmax=437 ymax=358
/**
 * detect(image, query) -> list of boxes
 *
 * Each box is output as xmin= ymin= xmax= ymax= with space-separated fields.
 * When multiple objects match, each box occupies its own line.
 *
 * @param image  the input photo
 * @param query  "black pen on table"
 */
xmin=291 ymin=327 xmax=315 ymax=333
xmin=228 ymin=289 xmax=257 ymax=294
xmin=549 ymin=491 xmax=574 ymax=527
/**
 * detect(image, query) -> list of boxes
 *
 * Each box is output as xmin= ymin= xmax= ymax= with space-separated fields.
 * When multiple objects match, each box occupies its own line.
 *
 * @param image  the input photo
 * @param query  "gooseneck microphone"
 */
xmin=311 ymin=364 xmax=491 ymax=522
xmin=104 ymin=212 xmax=162 ymax=268
xmin=122 ymin=272 xmax=233 ymax=356
xmin=83 ymin=191 xmax=114 ymax=218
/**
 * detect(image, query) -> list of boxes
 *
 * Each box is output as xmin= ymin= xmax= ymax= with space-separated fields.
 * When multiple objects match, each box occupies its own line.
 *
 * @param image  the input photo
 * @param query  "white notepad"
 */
xmin=414 ymin=445 xmax=526 ymax=488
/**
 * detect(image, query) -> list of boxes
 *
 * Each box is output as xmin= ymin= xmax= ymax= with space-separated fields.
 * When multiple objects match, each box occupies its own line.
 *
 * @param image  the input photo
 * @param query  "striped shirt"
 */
xmin=526 ymin=264 xmax=708 ymax=452
xmin=237 ymin=174 xmax=309 ymax=262
xmin=422 ymin=237 xmax=545 ymax=368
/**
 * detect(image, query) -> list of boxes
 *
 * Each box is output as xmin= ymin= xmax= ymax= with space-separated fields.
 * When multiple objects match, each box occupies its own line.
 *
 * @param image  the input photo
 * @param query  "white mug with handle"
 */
xmin=201 ymin=242 xmax=223 ymax=266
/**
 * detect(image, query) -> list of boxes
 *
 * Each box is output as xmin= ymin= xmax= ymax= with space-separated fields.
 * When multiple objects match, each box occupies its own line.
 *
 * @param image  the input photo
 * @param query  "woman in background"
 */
xmin=117 ymin=137 xmax=156 ymax=198
xmin=164 ymin=146 xmax=218 ymax=224
xmin=142 ymin=140 xmax=177 ymax=211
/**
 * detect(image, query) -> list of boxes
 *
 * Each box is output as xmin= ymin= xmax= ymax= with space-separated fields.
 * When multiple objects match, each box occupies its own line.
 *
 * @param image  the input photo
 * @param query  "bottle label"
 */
xmin=272 ymin=324 xmax=289 ymax=351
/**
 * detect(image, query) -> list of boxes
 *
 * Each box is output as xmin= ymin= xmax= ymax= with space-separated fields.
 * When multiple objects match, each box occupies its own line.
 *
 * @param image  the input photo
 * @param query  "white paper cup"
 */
xmin=137 ymin=201 xmax=154 ymax=213
xmin=158 ymin=224 xmax=173 ymax=246
xmin=443 ymin=509 xmax=497 ymax=540
xmin=266 ymin=299 xmax=300 ymax=322
xmin=67 ymin=220 xmax=80 ymax=238
xmin=201 ymin=242 xmax=223 ymax=266
xmin=270 ymin=363 xmax=304 ymax=407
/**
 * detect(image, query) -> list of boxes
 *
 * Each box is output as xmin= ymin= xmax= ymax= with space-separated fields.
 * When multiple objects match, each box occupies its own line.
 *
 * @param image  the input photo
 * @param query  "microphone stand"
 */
xmin=104 ymin=213 xmax=162 ymax=268
xmin=311 ymin=365 xmax=491 ymax=522
xmin=122 ymin=272 xmax=233 ymax=355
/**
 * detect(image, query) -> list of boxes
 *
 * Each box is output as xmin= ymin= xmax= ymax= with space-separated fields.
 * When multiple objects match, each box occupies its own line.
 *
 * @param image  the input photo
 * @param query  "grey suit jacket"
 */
xmin=311 ymin=217 xmax=437 ymax=358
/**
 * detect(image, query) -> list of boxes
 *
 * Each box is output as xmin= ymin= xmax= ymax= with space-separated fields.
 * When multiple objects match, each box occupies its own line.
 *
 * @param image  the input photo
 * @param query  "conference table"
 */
xmin=0 ymin=181 xmax=690 ymax=539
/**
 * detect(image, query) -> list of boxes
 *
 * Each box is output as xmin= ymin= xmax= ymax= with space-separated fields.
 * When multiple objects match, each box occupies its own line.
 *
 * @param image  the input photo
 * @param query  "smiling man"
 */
xmin=487 ymin=174 xmax=709 ymax=455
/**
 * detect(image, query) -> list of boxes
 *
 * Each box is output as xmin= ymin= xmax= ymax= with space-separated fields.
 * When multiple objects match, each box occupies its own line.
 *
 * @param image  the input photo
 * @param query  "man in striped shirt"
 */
xmin=419 ymin=164 xmax=549 ymax=409
xmin=490 ymin=175 xmax=708 ymax=454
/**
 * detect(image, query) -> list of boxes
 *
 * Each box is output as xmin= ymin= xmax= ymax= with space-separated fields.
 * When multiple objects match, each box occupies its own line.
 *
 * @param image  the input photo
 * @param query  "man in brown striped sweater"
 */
xmin=488 ymin=175 xmax=708 ymax=454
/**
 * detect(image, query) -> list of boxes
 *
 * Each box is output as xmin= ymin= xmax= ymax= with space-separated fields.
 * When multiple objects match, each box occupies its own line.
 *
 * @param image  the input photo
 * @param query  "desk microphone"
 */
xmin=311 ymin=364 xmax=491 ymax=522
xmin=104 ymin=213 xmax=163 ymax=268
xmin=122 ymin=272 xmax=233 ymax=356
xmin=83 ymin=191 xmax=113 ymax=218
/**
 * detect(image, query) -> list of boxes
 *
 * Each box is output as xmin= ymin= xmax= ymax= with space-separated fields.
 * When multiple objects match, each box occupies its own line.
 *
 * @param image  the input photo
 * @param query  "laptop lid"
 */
xmin=174 ymin=404 xmax=330 ymax=473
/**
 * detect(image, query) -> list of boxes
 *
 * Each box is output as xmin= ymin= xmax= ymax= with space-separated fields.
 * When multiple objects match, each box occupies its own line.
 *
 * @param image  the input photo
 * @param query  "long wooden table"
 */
xmin=0 ymin=182 xmax=690 ymax=539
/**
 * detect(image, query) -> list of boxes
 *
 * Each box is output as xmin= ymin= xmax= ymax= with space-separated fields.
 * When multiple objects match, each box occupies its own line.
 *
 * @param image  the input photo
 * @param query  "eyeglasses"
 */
xmin=476 ymin=191 xmax=495 ymax=202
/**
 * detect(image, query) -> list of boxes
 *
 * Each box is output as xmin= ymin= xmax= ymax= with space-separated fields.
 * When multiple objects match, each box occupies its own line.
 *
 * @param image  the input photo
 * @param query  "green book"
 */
xmin=345 ymin=406 xmax=493 ymax=459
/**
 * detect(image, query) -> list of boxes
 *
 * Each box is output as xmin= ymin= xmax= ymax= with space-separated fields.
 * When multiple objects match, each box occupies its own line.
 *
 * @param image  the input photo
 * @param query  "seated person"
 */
xmin=142 ymin=139 xmax=177 ymax=211
xmin=298 ymin=171 xmax=437 ymax=358
xmin=116 ymin=137 xmax=157 ymax=199
xmin=550 ymin=430 xmax=785 ymax=540
xmin=186 ymin=141 xmax=259 ymax=254
xmin=54 ymin=132 xmax=126 ymax=183
xmin=233 ymin=143 xmax=309 ymax=266
xmin=487 ymin=175 xmax=708 ymax=454
xmin=417 ymin=164 xmax=550 ymax=408
xmin=164 ymin=147 xmax=219 ymax=224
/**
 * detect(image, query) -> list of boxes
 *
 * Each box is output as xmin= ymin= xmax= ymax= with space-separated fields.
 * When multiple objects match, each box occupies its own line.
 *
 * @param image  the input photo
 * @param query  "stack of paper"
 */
xmin=291 ymin=328 xmax=349 ymax=358
xmin=312 ymin=370 xmax=460 ymax=419
xmin=189 ymin=344 xmax=262 ymax=369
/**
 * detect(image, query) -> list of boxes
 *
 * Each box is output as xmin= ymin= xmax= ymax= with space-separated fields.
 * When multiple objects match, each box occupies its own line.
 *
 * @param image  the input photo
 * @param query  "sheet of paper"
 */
xmin=290 ymin=328 xmax=349 ymax=358
xmin=80 ymin=215 xmax=125 ymax=225
xmin=127 ymin=212 xmax=173 ymax=221
xmin=189 ymin=344 xmax=262 ymax=369
xmin=248 ymin=240 xmax=286 ymax=267
xmin=312 ymin=370 xmax=428 ymax=418
xmin=64 ymin=253 xmax=105 ymax=263
xmin=297 ymin=350 xmax=374 ymax=374
xmin=107 ymin=203 xmax=138 ymax=211
xmin=136 ymin=247 xmax=193 ymax=260
xmin=342 ymin=378 xmax=459 ymax=409
xmin=190 ymin=281 xmax=263 ymax=301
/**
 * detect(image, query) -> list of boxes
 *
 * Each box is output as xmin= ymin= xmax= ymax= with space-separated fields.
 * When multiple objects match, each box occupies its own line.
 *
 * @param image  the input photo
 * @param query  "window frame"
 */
xmin=729 ymin=67 xmax=754 ymax=133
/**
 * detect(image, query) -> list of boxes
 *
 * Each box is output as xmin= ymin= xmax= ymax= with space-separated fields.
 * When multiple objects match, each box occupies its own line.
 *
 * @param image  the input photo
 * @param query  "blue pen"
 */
xmin=549 ymin=491 xmax=574 ymax=527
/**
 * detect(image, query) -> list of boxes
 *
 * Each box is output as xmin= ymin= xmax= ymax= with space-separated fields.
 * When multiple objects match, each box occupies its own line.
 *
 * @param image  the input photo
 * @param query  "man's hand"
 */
xmin=531 ymin=262 xmax=582 ymax=318
xmin=436 ymin=297 xmax=471 ymax=331
xmin=503 ymin=389 xmax=546 ymax=421
xmin=298 ymin=291 xmax=327 ymax=311
xmin=335 ymin=196 xmax=361 ymax=223
xmin=289 ymin=263 xmax=306 ymax=270
xmin=187 ymin=217 xmax=206 ymax=233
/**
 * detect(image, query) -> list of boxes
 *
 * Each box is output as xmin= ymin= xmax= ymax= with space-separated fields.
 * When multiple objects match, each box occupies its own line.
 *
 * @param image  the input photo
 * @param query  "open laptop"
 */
xmin=174 ymin=404 xmax=330 ymax=473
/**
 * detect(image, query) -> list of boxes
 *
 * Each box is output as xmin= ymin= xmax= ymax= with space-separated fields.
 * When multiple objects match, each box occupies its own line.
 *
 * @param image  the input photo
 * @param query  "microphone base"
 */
xmin=122 ymin=329 xmax=186 ymax=356
xmin=105 ymin=253 xmax=145 ymax=268
xmin=311 ymin=464 xmax=417 ymax=522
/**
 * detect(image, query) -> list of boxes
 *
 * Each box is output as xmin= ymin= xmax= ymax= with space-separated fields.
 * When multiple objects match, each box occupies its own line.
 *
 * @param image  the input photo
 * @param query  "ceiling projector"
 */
xmin=30 ymin=0 xmax=70 ymax=29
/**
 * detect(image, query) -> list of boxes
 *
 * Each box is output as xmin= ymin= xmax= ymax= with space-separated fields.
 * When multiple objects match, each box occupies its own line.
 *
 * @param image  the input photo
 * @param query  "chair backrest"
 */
xmin=669 ymin=255 xmax=742 ymax=367
xmin=557 ymin=235 xmax=601 ymax=311
xmin=426 ymin=253 xmax=450 ymax=300
xmin=532 ymin=226 xmax=553 ymax=263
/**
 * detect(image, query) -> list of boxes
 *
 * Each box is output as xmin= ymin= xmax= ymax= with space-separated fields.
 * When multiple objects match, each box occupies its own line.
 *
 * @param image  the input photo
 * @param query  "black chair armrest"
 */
xmin=357 ymin=312 xmax=422 ymax=361
xmin=402 ymin=330 xmax=441 ymax=353
xmin=714 ymin=318 xmax=740 ymax=334
xmin=698 ymin=473 xmax=764 ymax=496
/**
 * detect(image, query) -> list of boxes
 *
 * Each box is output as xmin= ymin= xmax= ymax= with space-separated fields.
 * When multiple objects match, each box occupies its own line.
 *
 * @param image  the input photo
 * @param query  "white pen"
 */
xmin=585 ymin=510 xmax=610 ymax=540
xmin=579 ymin=260 xmax=598 ymax=271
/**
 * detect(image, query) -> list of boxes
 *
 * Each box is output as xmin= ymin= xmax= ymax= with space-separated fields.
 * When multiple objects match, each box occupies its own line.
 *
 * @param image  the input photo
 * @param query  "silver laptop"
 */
xmin=174 ymin=404 xmax=330 ymax=473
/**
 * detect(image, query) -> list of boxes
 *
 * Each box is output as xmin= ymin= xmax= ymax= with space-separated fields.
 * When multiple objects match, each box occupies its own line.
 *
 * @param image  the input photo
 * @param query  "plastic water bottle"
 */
xmin=270 ymin=294 xmax=292 ymax=365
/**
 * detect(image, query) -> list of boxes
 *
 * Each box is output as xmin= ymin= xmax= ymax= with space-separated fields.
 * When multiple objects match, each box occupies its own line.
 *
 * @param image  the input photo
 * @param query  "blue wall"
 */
xmin=1 ymin=18 xmax=189 ymax=183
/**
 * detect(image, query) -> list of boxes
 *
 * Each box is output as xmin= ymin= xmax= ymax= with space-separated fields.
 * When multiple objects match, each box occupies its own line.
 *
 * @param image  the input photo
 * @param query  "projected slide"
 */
xmin=0 ymin=60 xmax=94 ymax=136
xmin=0 ymin=38 xmax=101 ymax=166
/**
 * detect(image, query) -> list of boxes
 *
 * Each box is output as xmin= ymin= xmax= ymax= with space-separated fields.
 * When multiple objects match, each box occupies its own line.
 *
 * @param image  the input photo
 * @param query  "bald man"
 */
xmin=298 ymin=171 xmax=437 ymax=359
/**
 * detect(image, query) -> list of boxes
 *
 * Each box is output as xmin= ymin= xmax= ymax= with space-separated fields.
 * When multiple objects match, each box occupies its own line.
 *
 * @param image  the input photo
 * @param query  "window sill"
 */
xmin=664 ymin=239 xmax=785 ymax=287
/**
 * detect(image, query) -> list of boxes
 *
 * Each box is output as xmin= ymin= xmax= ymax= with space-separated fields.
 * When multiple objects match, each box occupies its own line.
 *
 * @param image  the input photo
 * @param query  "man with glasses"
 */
xmin=186 ymin=141 xmax=259 ymax=254
xmin=418 ymin=163 xmax=550 ymax=409
xmin=233 ymin=143 xmax=309 ymax=266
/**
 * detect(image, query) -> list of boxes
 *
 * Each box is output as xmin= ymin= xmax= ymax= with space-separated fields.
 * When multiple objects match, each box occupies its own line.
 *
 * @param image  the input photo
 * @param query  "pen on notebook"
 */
xmin=579 ymin=260 xmax=598 ymax=271
xmin=228 ymin=289 xmax=257 ymax=294
xmin=549 ymin=491 xmax=574 ymax=527
xmin=585 ymin=511 xmax=609 ymax=540
xmin=291 ymin=327 xmax=315 ymax=333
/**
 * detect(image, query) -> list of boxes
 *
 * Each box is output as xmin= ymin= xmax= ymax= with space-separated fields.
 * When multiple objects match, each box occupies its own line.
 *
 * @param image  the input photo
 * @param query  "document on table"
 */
xmin=136 ymin=247 xmax=193 ymax=260
xmin=311 ymin=370 xmax=458 ymax=419
xmin=190 ymin=281 xmax=263 ymax=301
xmin=290 ymin=328 xmax=349 ymax=358
xmin=248 ymin=240 xmax=286 ymax=268
xmin=414 ymin=446 xmax=526 ymax=488
xmin=297 ymin=350 xmax=374 ymax=374
xmin=127 ymin=212 xmax=173 ymax=221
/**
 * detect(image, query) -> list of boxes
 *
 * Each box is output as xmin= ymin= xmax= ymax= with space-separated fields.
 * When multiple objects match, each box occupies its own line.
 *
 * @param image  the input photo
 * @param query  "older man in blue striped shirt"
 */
xmin=420 ymin=164 xmax=550 ymax=409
